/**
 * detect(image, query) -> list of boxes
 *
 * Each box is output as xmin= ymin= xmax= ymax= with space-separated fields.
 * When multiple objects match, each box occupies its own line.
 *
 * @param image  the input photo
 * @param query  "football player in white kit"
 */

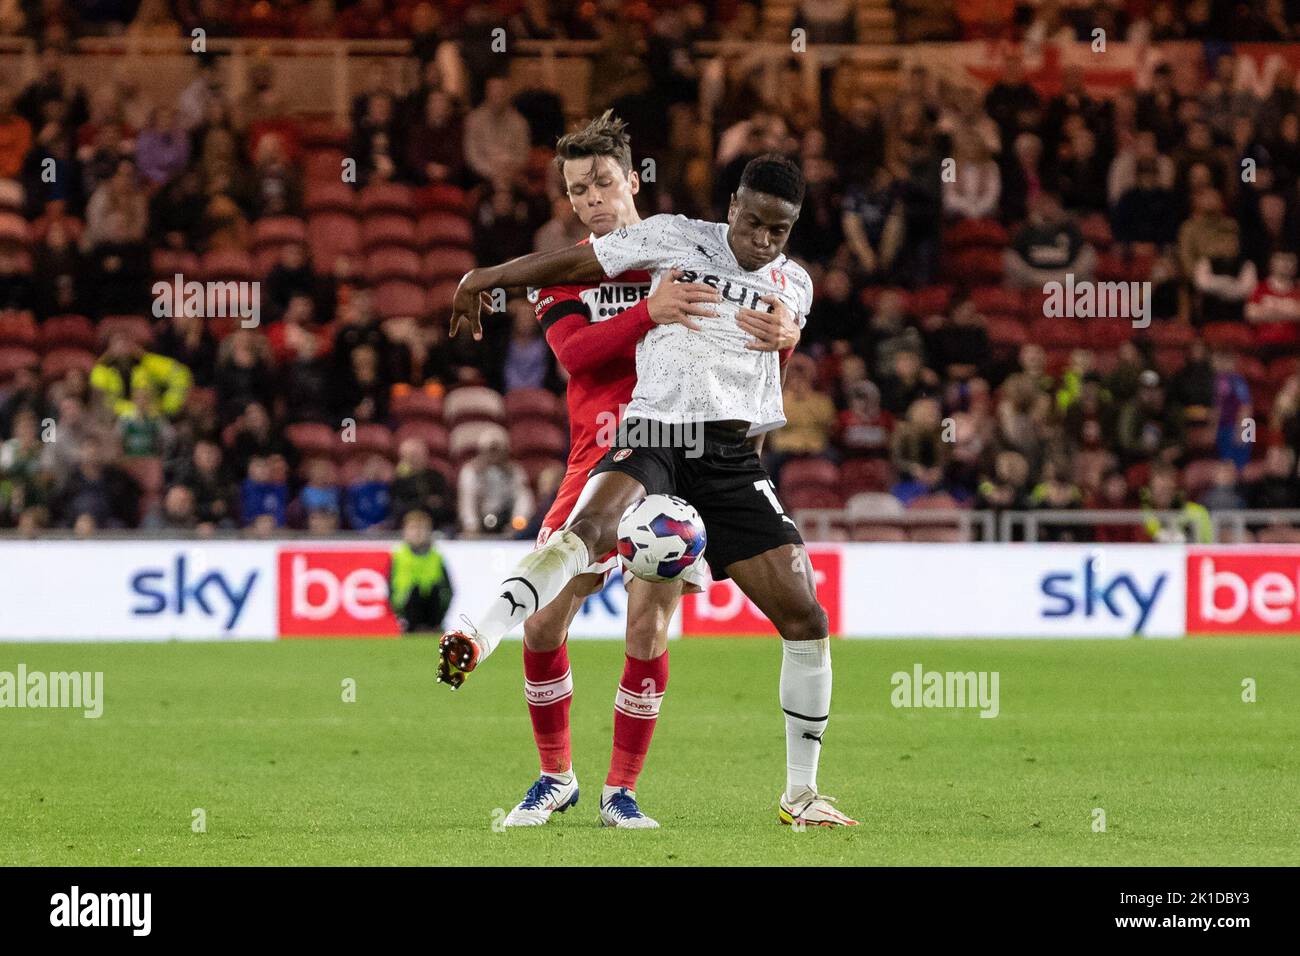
xmin=442 ymin=155 xmax=857 ymax=828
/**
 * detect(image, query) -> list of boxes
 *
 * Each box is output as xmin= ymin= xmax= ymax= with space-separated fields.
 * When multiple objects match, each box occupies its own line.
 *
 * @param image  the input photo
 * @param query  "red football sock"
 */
xmin=607 ymin=650 xmax=669 ymax=790
xmin=523 ymin=643 xmax=573 ymax=774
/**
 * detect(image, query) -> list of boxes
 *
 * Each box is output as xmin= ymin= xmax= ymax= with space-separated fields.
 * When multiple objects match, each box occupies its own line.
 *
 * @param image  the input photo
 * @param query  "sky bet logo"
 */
xmin=131 ymin=554 xmax=258 ymax=631
xmin=1040 ymin=555 xmax=1167 ymax=635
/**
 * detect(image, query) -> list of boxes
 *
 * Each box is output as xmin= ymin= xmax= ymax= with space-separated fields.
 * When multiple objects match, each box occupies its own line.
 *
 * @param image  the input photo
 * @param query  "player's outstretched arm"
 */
xmin=450 ymin=244 xmax=606 ymax=340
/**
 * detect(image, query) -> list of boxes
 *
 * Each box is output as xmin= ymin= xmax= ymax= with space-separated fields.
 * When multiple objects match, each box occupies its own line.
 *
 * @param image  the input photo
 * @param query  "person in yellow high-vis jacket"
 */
xmin=389 ymin=509 xmax=454 ymax=635
xmin=90 ymin=334 xmax=193 ymax=418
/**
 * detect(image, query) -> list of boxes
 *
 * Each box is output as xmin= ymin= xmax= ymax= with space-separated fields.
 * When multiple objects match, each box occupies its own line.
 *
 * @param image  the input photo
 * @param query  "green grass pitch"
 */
xmin=1 ymin=637 xmax=1297 ymax=866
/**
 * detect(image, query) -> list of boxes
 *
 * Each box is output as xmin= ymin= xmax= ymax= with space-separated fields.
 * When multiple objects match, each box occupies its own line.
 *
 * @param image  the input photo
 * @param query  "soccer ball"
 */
xmin=616 ymin=495 xmax=707 ymax=583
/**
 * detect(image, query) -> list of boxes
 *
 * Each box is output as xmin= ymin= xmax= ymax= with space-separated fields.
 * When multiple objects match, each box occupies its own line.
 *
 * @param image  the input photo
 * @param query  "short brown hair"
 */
xmin=554 ymin=109 xmax=632 ymax=173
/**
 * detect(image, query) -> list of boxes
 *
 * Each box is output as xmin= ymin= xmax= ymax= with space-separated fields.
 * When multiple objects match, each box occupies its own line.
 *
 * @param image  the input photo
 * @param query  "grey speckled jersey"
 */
xmin=592 ymin=214 xmax=813 ymax=436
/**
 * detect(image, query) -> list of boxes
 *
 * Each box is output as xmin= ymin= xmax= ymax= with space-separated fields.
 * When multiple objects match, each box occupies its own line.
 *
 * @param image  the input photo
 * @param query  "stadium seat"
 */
xmin=946 ymin=247 xmax=1003 ymax=285
xmin=364 ymin=246 xmax=422 ymax=284
xmin=362 ymin=214 xmax=418 ymax=251
xmin=39 ymin=315 xmax=95 ymax=352
xmin=391 ymin=390 xmax=444 ymax=424
xmin=0 ymin=211 xmax=28 ymax=244
xmin=909 ymin=493 xmax=959 ymax=510
xmin=508 ymin=421 xmax=567 ymax=458
xmin=97 ymin=316 xmax=154 ymax=348
xmin=944 ymin=218 xmax=1009 ymax=250
xmin=1124 ymin=461 xmax=1151 ymax=491
xmin=908 ymin=285 xmax=952 ymax=317
xmin=1146 ymin=319 xmax=1196 ymax=348
xmin=304 ymin=180 xmax=356 ymax=215
xmin=296 ymin=456 xmax=339 ymax=484
xmin=373 ymin=280 xmax=426 ymax=319
xmin=304 ymin=149 xmax=347 ymax=183
xmin=300 ymin=119 xmax=349 ymax=151
xmin=847 ymin=491 xmax=904 ymax=518
xmin=0 ymin=345 xmax=38 ymax=381
xmin=416 ymin=213 xmax=473 ymax=249
xmin=346 ymin=423 xmax=395 ymax=459
xmin=779 ymin=456 xmax=840 ymax=492
xmin=310 ymin=212 xmax=359 ymax=272
xmin=450 ymin=420 xmax=508 ymax=461
xmin=393 ymin=420 xmax=450 ymax=457
xmin=1154 ymin=347 xmax=1186 ymax=377
xmin=1268 ymin=356 xmax=1300 ymax=387
xmin=970 ymin=286 xmax=1023 ymax=317
xmin=1079 ymin=213 xmax=1112 ymax=250
xmin=841 ymin=460 xmax=895 ymax=495
xmin=359 ymin=182 xmax=415 ymax=217
xmin=1028 ymin=316 xmax=1087 ymax=348
xmin=0 ymin=311 xmax=36 ymax=348
xmin=200 ymin=250 xmax=256 ymax=282
xmin=0 ymin=178 xmax=24 ymax=213
xmin=39 ymin=347 xmax=95 ymax=380
xmin=425 ymin=280 xmax=458 ymax=317
xmin=422 ymin=247 xmax=476 ymax=283
xmin=151 ymin=248 xmax=200 ymax=280
xmin=785 ymin=486 xmax=846 ymax=510
xmin=444 ymin=385 xmax=506 ymax=426
xmin=285 ymin=422 xmax=338 ymax=459
xmin=909 ymin=526 xmax=964 ymax=542
xmin=414 ymin=184 xmax=469 ymax=215
xmin=252 ymin=215 xmax=308 ymax=250
xmin=1254 ymin=525 xmax=1300 ymax=543
xmin=341 ymin=454 xmax=394 ymax=485
xmin=986 ymin=316 xmax=1029 ymax=348
xmin=504 ymin=388 xmax=561 ymax=421
xmin=1201 ymin=322 xmax=1256 ymax=352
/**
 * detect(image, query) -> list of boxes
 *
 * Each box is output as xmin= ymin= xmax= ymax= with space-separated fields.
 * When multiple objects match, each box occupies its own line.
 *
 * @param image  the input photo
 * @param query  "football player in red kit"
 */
xmin=445 ymin=112 xmax=799 ymax=829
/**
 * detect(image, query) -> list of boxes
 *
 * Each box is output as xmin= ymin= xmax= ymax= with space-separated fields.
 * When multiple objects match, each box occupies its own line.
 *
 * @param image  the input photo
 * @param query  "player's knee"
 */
xmin=523 ymin=614 xmax=566 ymax=652
xmin=566 ymin=513 xmax=617 ymax=558
xmin=624 ymin=613 xmax=667 ymax=659
xmin=777 ymin=602 xmax=829 ymax=643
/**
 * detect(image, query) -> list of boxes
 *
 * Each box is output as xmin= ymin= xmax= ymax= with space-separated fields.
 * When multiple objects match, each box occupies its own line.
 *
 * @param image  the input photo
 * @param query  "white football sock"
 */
xmin=780 ymin=637 xmax=831 ymax=800
xmin=472 ymin=530 xmax=591 ymax=660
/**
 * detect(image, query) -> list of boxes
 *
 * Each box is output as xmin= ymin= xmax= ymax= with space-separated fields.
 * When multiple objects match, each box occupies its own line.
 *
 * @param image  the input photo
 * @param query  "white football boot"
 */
xmin=778 ymin=787 xmax=859 ymax=827
xmin=599 ymin=786 xmax=660 ymax=829
xmin=503 ymin=773 xmax=580 ymax=827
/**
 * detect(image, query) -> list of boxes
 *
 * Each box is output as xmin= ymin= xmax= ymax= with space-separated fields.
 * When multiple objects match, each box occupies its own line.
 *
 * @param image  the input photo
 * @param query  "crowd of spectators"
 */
xmin=1 ymin=3 xmax=1300 ymax=542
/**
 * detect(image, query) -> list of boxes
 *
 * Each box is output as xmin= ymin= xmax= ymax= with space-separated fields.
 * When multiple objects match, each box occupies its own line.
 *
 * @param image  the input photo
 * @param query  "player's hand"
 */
xmin=739 ymin=294 xmax=800 ymax=352
xmin=648 ymin=269 xmax=720 ymax=331
xmin=450 ymin=270 xmax=494 ymax=340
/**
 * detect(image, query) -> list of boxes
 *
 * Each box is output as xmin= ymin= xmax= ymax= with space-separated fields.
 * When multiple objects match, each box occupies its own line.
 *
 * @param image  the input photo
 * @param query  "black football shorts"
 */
xmin=589 ymin=418 xmax=805 ymax=580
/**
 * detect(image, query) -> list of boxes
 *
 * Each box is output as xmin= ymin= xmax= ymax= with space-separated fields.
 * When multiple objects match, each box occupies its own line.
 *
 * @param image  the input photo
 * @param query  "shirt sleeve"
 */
xmin=540 ymin=293 xmax=655 ymax=376
xmin=591 ymin=214 xmax=679 ymax=277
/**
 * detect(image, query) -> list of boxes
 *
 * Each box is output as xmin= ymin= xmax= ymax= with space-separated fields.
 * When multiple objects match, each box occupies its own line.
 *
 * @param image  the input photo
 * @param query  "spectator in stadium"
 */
xmin=878 ymin=346 xmax=937 ymax=418
xmin=16 ymin=45 xmax=87 ymax=133
xmin=999 ymin=131 xmax=1044 ymax=224
xmin=215 ymin=330 xmax=275 ymax=424
xmin=51 ymin=438 xmax=139 ymax=529
xmin=1141 ymin=464 xmax=1212 ymax=543
xmin=1240 ymin=191 xmax=1295 ymax=273
xmin=281 ymin=324 xmax=333 ymax=424
xmin=890 ymin=396 xmax=949 ymax=504
xmin=228 ymin=402 xmax=291 ymax=479
xmin=975 ymin=448 xmax=1032 ymax=514
xmin=336 ymin=342 xmax=389 ymax=424
xmin=1002 ymin=191 xmax=1096 ymax=289
xmin=500 ymin=300 xmax=548 ymax=393
xmin=474 ymin=180 xmax=539 ymax=265
xmin=533 ymin=193 xmax=589 ymax=254
xmin=995 ymin=372 xmax=1051 ymax=472
xmin=1246 ymin=250 xmax=1300 ymax=354
xmin=249 ymin=132 xmax=301 ymax=219
xmin=32 ymin=208 xmax=82 ymax=319
xmin=925 ymin=296 xmax=991 ymax=382
xmin=135 ymin=106 xmax=190 ymax=187
xmin=176 ymin=438 xmax=236 ymax=530
xmin=983 ymin=52 xmax=1040 ymax=145
xmin=153 ymin=306 xmax=218 ymax=389
xmin=403 ymin=89 xmax=466 ymax=186
xmin=292 ymin=458 xmax=339 ymax=528
xmin=143 ymin=484 xmax=200 ymax=532
xmin=836 ymin=379 xmax=893 ymax=459
xmin=117 ymin=383 xmax=171 ymax=458
xmin=767 ymin=352 xmax=838 ymax=482
xmin=1117 ymin=369 xmax=1184 ymax=466
xmin=391 ymin=437 xmax=454 ymax=531
xmin=942 ymin=130 xmax=1001 ymax=221
xmin=457 ymin=429 xmax=534 ymax=537
xmin=345 ymin=454 xmax=392 ymax=531
xmin=1200 ymin=460 xmax=1247 ymax=511
xmin=1179 ymin=188 xmax=1254 ymax=324
xmin=1111 ymin=157 xmax=1181 ymax=248
xmin=1246 ymin=443 xmax=1300 ymax=509
xmin=1107 ymin=129 xmax=1175 ymax=209
xmin=0 ymin=85 xmax=32 ymax=180
xmin=1211 ymin=350 xmax=1253 ymax=468
xmin=0 ymin=408 xmax=51 ymax=530
xmin=240 ymin=455 xmax=288 ymax=529
xmin=1053 ymin=123 xmax=1108 ymax=213
xmin=463 ymin=76 xmax=529 ymax=186
xmin=388 ymin=509 xmax=453 ymax=635
xmin=237 ymin=61 xmax=287 ymax=127
xmin=841 ymin=161 xmax=904 ymax=282
xmin=91 ymin=333 xmax=193 ymax=419
xmin=1027 ymin=457 xmax=1085 ymax=541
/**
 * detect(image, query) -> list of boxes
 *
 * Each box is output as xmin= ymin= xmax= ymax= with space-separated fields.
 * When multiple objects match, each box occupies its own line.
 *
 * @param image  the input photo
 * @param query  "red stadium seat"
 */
xmin=393 ymin=420 xmax=450 ymax=457
xmin=200 ymin=249 xmax=256 ymax=282
xmin=422 ymin=246 xmax=476 ymax=283
xmin=970 ymin=286 xmax=1024 ymax=317
xmin=362 ymin=214 xmax=418 ymax=250
xmin=346 ymin=423 xmax=395 ymax=459
xmin=1146 ymin=319 xmax=1196 ymax=347
xmin=304 ymin=180 xmax=356 ymax=215
xmin=373 ymin=280 xmax=425 ymax=319
xmin=251 ymin=215 xmax=307 ymax=250
xmin=840 ymin=459 xmax=894 ymax=495
xmin=426 ymin=281 xmax=459 ymax=317
xmin=391 ymin=390 xmax=444 ymax=424
xmin=40 ymin=347 xmax=95 ymax=380
xmin=0 ymin=211 xmax=28 ymax=244
xmin=300 ymin=119 xmax=349 ymax=150
xmin=0 ymin=345 xmax=38 ymax=380
xmin=944 ymin=218 xmax=1008 ymax=250
xmin=304 ymin=149 xmax=347 ymax=183
xmin=1027 ymin=316 xmax=1087 ymax=348
xmin=508 ymin=421 xmax=567 ymax=458
xmin=986 ymin=316 xmax=1029 ymax=347
xmin=449 ymin=420 xmax=508 ymax=461
xmin=779 ymin=456 xmax=840 ymax=492
xmin=0 ymin=310 xmax=36 ymax=348
xmin=444 ymin=385 xmax=506 ymax=426
xmin=946 ymin=247 xmax=1003 ymax=285
xmin=1201 ymin=322 xmax=1255 ymax=352
xmin=364 ymin=246 xmax=421 ymax=284
xmin=39 ymin=314 xmax=95 ymax=352
xmin=359 ymin=182 xmax=415 ymax=217
xmin=1268 ymin=356 xmax=1300 ymax=386
xmin=908 ymin=285 xmax=952 ymax=317
xmin=416 ymin=213 xmax=473 ymax=249
xmin=1154 ymin=347 xmax=1186 ymax=378
xmin=785 ymin=486 xmax=846 ymax=510
xmin=151 ymin=248 xmax=200 ymax=279
xmin=414 ymin=184 xmax=469 ymax=215
xmin=285 ymin=422 xmax=338 ymax=458
xmin=504 ymin=388 xmax=561 ymax=421
xmin=1079 ymin=213 xmax=1112 ymax=250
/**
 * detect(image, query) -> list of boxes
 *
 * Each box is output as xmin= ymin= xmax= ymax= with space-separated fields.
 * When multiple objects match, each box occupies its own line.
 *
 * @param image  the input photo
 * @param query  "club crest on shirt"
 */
xmin=613 ymin=448 xmax=634 ymax=462
xmin=770 ymin=268 xmax=787 ymax=290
